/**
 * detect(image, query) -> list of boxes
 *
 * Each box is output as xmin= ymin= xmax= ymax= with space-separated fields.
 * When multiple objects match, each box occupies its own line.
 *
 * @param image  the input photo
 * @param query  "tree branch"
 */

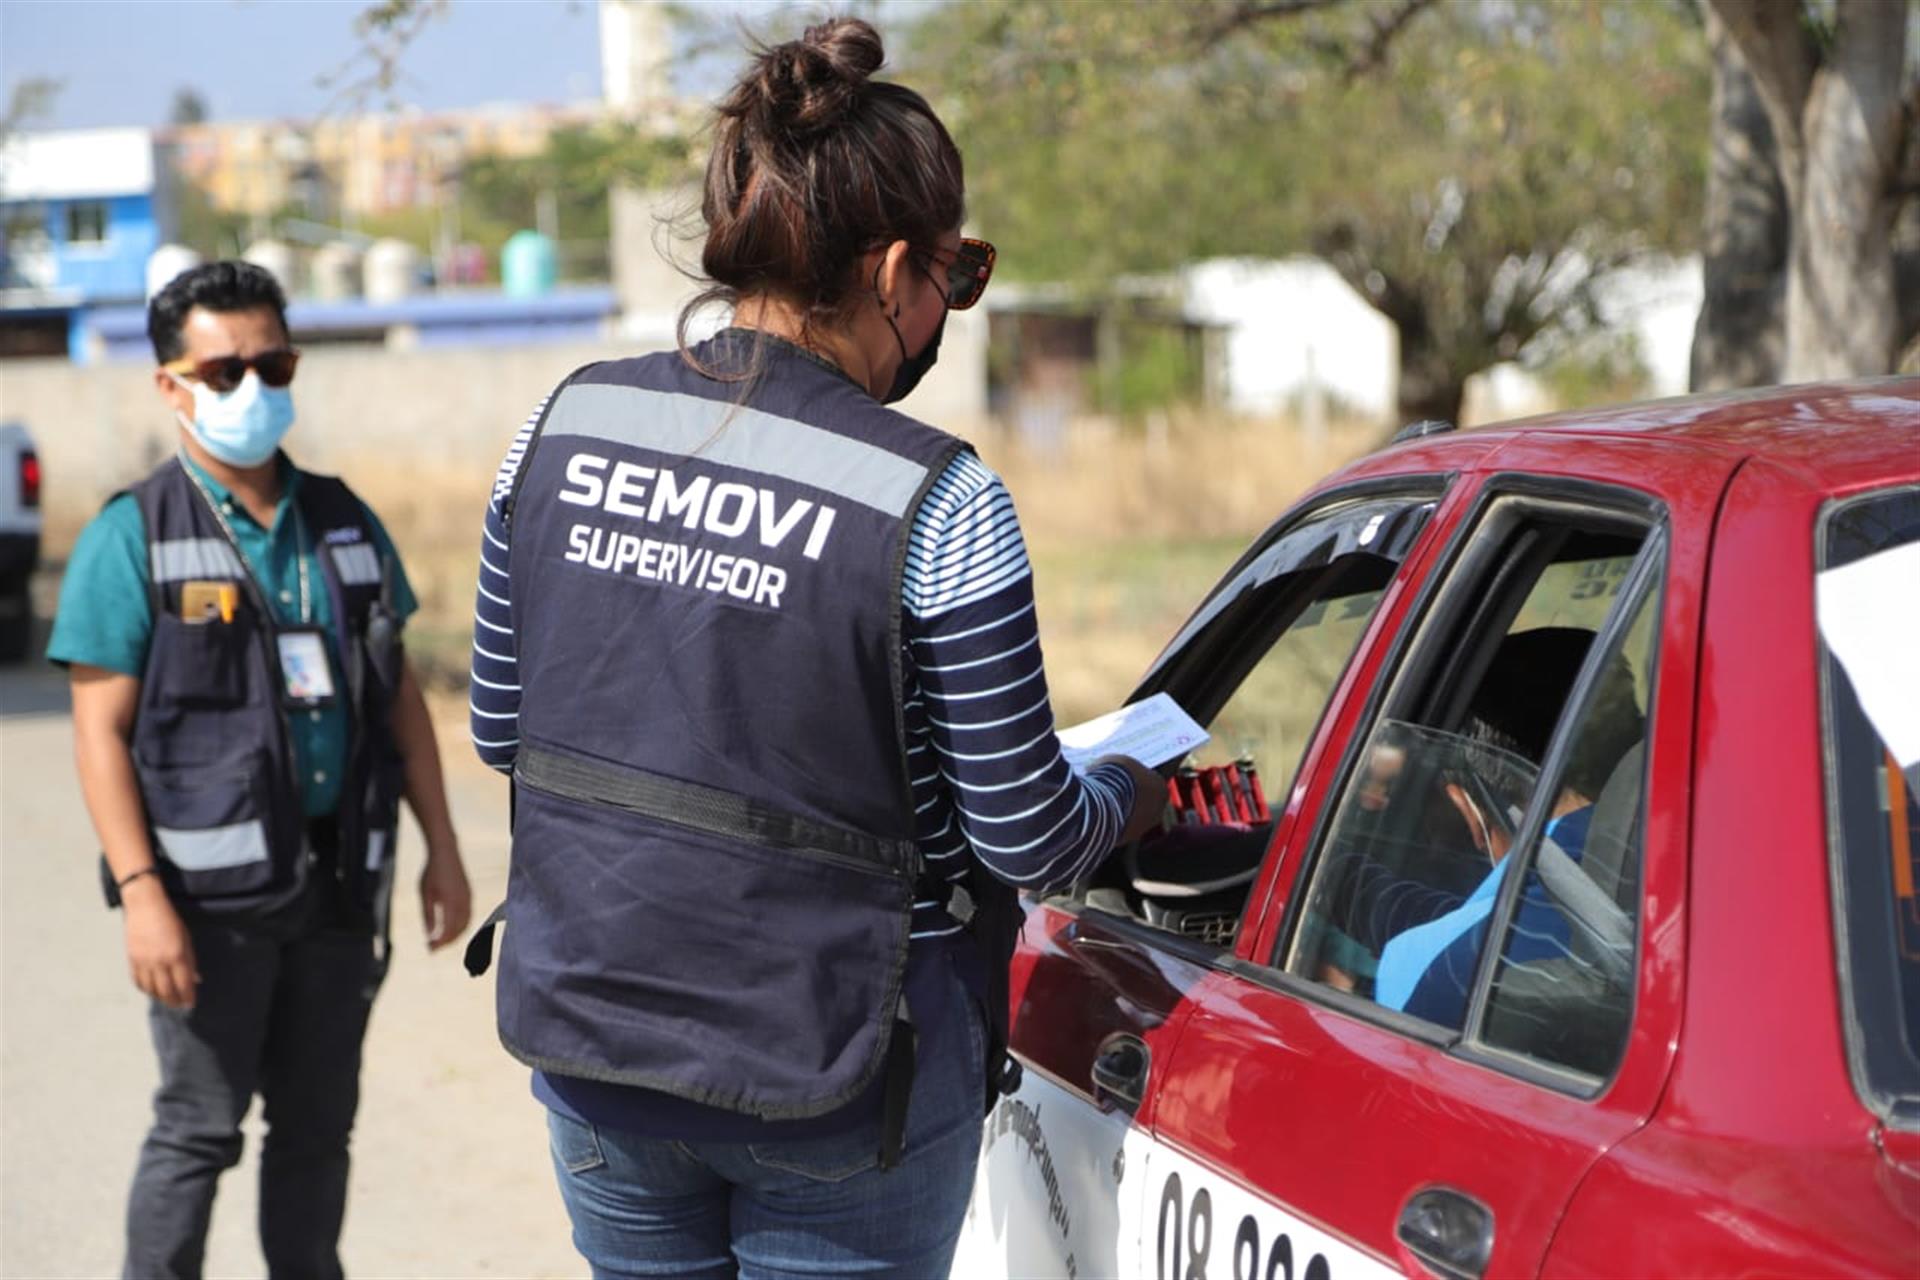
xmin=0 ymin=78 xmax=61 ymax=142
xmin=1344 ymin=0 xmax=1439 ymax=81
xmin=1198 ymin=0 xmax=1436 ymax=76
xmin=1311 ymin=223 xmax=1428 ymax=333
xmin=317 ymin=0 xmax=448 ymax=113
xmin=1200 ymin=0 xmax=1351 ymax=48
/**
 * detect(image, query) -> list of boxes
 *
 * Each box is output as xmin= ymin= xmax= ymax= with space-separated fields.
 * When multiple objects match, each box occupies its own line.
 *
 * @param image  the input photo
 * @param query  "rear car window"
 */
xmin=1818 ymin=485 xmax=1920 ymax=1117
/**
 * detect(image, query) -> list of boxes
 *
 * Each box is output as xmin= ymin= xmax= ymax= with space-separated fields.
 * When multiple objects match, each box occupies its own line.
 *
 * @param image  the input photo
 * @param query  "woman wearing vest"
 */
xmin=468 ymin=18 xmax=1165 ymax=1277
xmin=50 ymin=260 xmax=473 ymax=1279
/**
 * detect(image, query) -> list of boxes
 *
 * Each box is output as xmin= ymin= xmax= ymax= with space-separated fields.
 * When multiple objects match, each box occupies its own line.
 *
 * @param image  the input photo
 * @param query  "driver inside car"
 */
xmin=1316 ymin=628 xmax=1644 ymax=1026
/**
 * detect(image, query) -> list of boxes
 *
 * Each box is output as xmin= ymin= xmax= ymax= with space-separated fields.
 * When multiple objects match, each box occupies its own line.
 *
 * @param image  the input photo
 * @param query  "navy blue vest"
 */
xmin=127 ymin=457 xmax=406 ymax=924
xmin=496 ymin=335 xmax=967 ymax=1120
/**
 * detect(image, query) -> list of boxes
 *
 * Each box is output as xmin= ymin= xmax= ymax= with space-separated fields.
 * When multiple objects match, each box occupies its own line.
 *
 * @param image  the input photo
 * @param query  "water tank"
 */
xmin=364 ymin=238 xmax=423 ymax=303
xmin=146 ymin=245 xmax=202 ymax=299
xmin=310 ymin=241 xmax=363 ymax=302
xmin=502 ymin=230 xmax=558 ymax=297
xmin=242 ymin=238 xmax=300 ymax=294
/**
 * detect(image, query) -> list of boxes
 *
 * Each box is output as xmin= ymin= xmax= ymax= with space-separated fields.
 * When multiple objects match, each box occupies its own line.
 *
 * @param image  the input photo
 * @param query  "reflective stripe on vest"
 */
xmin=541 ymin=383 xmax=934 ymax=517
xmin=149 ymin=537 xmax=246 ymax=583
xmin=153 ymin=819 xmax=270 ymax=871
xmin=330 ymin=542 xmax=382 ymax=586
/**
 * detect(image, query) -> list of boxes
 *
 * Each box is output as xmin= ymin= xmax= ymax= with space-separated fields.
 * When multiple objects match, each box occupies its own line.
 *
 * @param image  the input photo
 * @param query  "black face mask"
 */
xmin=879 ymin=258 xmax=947 ymax=405
xmin=885 ymin=310 xmax=945 ymax=405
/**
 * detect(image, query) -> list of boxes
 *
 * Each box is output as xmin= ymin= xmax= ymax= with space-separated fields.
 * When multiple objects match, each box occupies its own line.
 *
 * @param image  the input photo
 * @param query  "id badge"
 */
xmin=276 ymin=628 xmax=338 ymax=708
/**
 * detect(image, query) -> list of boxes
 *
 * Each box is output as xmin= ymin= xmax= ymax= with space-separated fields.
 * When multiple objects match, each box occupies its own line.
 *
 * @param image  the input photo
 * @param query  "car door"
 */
xmin=1143 ymin=436 xmax=1735 ymax=1280
xmin=954 ymin=475 xmax=1457 ymax=1280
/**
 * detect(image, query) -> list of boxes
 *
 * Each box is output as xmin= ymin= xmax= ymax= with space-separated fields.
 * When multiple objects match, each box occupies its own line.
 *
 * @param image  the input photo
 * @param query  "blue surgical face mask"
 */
xmin=170 ymin=369 xmax=296 ymax=467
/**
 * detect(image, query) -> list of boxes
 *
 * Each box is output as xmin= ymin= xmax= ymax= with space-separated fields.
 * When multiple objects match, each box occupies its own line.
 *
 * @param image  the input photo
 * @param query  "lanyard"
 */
xmin=178 ymin=454 xmax=312 ymax=626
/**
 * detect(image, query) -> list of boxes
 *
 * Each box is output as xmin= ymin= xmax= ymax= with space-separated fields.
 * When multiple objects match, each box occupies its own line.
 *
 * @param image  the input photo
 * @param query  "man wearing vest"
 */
xmin=48 ymin=260 xmax=472 ymax=1279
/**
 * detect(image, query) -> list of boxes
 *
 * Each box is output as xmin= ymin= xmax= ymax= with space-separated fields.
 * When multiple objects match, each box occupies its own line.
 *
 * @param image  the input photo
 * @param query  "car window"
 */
xmin=1080 ymin=488 xmax=1441 ymax=949
xmin=1479 ymin=581 xmax=1657 ymax=1079
xmin=1283 ymin=493 xmax=1657 ymax=1057
xmin=1819 ymin=485 xmax=1920 ymax=1115
xmin=1187 ymin=577 xmax=1385 ymax=779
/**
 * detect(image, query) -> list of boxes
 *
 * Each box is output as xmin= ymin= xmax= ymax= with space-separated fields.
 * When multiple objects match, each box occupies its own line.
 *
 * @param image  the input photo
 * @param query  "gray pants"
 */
xmin=123 ymin=898 xmax=382 ymax=1280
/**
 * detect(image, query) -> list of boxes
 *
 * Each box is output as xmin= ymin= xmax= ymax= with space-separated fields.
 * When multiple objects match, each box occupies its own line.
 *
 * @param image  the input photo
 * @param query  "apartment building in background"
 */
xmin=162 ymin=101 xmax=606 ymax=223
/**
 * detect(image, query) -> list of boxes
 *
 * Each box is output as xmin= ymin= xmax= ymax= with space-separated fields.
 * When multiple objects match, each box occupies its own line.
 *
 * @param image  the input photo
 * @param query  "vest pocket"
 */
xmin=139 ymin=751 xmax=277 ymax=898
xmin=502 ymin=777 xmax=914 ymax=1119
xmin=151 ymin=609 xmax=252 ymax=707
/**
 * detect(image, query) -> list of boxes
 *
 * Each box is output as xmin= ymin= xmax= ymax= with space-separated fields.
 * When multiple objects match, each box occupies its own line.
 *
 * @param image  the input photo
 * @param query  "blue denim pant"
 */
xmin=547 ymin=960 xmax=987 ymax=1279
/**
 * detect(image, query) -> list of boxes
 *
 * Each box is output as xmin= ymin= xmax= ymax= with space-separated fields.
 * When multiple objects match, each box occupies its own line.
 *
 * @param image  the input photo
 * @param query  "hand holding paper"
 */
xmin=1057 ymin=692 xmax=1209 ymax=772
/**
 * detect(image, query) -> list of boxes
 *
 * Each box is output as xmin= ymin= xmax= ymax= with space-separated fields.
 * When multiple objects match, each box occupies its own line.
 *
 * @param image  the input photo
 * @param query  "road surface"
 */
xmin=1 ymin=658 xmax=581 ymax=1277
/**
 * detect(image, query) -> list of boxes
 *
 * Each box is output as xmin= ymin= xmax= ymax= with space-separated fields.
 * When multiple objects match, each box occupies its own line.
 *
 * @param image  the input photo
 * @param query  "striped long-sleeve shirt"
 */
xmin=470 ymin=397 xmax=1136 ymax=941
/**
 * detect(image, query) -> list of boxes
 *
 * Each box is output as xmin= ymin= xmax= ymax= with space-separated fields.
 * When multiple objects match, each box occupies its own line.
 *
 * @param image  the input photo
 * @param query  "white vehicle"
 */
xmin=0 ymin=421 xmax=42 ymax=662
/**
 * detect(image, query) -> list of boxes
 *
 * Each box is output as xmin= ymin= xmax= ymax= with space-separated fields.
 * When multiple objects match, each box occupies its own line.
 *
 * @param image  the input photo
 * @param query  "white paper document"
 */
xmin=1816 ymin=541 xmax=1920 ymax=769
xmin=1057 ymin=692 xmax=1209 ymax=771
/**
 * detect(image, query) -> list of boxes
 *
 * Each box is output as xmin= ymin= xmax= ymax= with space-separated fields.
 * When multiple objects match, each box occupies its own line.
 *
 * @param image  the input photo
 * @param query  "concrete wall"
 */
xmin=0 ymin=340 xmax=637 ymax=550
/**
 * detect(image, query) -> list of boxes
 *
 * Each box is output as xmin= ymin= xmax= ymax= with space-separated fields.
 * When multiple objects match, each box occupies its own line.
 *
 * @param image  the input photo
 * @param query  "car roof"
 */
xmin=1363 ymin=377 xmax=1920 ymax=497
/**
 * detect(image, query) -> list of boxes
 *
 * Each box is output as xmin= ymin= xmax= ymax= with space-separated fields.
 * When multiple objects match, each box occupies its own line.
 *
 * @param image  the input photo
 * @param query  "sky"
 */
xmin=0 ymin=0 xmax=736 ymax=131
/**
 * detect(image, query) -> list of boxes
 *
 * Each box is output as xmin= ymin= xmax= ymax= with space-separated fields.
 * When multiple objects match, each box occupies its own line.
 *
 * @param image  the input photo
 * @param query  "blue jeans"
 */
xmin=547 ymin=957 xmax=987 ymax=1279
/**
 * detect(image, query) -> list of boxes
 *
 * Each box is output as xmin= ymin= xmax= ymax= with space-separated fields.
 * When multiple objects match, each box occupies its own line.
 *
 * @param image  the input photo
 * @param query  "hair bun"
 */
xmin=800 ymin=17 xmax=884 ymax=84
xmin=750 ymin=17 xmax=885 ymax=139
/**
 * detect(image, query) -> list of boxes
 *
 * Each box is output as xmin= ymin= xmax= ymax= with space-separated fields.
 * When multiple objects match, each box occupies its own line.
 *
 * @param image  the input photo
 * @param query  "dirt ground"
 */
xmin=0 ymin=658 xmax=581 ymax=1278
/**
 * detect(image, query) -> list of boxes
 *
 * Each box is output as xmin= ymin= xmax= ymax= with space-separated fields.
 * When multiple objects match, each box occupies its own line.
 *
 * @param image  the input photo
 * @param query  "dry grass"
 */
xmin=286 ymin=412 xmax=1379 ymax=722
xmin=982 ymin=411 xmax=1378 ymax=546
xmin=958 ymin=411 xmax=1377 ymax=724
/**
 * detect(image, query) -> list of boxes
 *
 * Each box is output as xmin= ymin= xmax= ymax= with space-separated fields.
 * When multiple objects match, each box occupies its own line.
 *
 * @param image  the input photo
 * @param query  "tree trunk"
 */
xmin=1706 ymin=0 xmax=1817 ymax=208
xmin=1692 ymin=1 xmax=1788 ymax=390
xmin=1893 ymin=195 xmax=1920 ymax=361
xmin=1314 ymin=243 xmax=1469 ymax=428
xmin=1710 ymin=0 xmax=1914 ymax=382
xmin=1783 ymin=0 xmax=1909 ymax=380
xmin=1396 ymin=332 xmax=1465 ymax=427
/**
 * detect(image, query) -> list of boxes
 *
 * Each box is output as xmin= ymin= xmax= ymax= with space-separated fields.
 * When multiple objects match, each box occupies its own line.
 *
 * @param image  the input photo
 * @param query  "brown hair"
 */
xmin=679 ymin=17 xmax=965 ymax=376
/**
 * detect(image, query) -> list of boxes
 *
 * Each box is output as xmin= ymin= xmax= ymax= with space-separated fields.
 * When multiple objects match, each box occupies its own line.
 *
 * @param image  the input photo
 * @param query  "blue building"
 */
xmin=0 ymin=128 xmax=172 ymax=359
xmin=3 ymin=126 xmax=622 ymax=364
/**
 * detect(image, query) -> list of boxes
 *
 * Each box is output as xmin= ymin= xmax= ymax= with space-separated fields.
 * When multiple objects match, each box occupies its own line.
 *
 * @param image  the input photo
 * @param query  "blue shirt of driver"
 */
xmin=1376 ymin=805 xmax=1594 ymax=1026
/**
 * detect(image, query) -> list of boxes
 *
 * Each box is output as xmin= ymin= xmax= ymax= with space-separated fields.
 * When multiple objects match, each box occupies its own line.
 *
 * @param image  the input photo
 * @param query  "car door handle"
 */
xmin=1396 ymin=1186 xmax=1494 ymax=1280
xmin=1090 ymin=1033 xmax=1150 ymax=1115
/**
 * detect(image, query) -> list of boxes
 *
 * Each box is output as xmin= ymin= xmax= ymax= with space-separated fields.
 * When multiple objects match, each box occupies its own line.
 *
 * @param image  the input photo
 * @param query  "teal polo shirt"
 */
xmin=48 ymin=453 xmax=418 ymax=819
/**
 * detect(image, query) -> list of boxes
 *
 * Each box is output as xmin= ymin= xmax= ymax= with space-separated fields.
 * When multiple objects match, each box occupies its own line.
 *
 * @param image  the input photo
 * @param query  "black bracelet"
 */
xmin=116 ymin=866 xmax=161 ymax=890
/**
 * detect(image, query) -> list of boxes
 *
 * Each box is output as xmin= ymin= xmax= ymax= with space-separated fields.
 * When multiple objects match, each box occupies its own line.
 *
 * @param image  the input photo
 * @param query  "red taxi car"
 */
xmin=954 ymin=380 xmax=1920 ymax=1279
